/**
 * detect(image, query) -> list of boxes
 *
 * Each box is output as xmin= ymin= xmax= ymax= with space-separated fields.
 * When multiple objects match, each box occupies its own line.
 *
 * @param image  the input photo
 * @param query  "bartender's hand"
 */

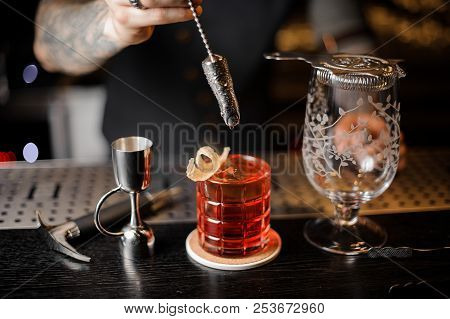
xmin=34 ymin=0 xmax=202 ymax=75
xmin=104 ymin=0 xmax=203 ymax=46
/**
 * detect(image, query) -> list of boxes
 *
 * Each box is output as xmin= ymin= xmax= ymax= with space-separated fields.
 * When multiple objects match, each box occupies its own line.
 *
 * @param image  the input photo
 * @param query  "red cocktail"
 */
xmin=196 ymin=154 xmax=271 ymax=256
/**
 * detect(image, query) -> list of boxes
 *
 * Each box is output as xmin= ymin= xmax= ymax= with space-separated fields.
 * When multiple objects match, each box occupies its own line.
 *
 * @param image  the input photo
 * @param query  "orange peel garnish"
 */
xmin=186 ymin=146 xmax=230 ymax=181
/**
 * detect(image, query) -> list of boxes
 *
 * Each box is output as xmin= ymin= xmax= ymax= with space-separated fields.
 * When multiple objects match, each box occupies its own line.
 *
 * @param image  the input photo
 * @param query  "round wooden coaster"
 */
xmin=185 ymin=229 xmax=282 ymax=271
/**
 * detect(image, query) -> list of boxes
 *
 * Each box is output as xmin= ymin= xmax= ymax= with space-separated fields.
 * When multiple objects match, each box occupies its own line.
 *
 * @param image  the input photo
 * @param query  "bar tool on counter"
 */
xmin=366 ymin=246 xmax=450 ymax=258
xmin=37 ymin=186 xmax=183 ymax=262
xmin=94 ymin=136 xmax=156 ymax=257
xmin=187 ymin=0 xmax=240 ymax=129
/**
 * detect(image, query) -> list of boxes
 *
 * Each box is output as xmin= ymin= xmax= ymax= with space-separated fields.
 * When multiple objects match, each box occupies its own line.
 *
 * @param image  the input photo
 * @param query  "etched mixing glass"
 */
xmin=302 ymin=54 xmax=405 ymax=255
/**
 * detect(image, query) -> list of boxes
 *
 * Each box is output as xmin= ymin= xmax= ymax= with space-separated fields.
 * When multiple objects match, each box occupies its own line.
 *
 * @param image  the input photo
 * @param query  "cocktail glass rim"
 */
xmin=205 ymin=154 xmax=271 ymax=185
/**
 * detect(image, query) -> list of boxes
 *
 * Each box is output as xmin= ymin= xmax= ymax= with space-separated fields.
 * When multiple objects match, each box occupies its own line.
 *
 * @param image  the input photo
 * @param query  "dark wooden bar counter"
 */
xmin=1 ymin=212 xmax=449 ymax=299
xmin=0 ymin=149 xmax=449 ymax=299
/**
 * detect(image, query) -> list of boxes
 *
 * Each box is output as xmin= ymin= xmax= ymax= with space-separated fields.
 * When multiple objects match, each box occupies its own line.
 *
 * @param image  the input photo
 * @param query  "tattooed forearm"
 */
xmin=34 ymin=0 xmax=121 ymax=75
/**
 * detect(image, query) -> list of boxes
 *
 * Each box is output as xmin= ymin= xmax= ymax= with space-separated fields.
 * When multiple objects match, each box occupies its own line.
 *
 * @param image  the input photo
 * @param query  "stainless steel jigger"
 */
xmin=94 ymin=136 xmax=154 ymax=257
xmin=187 ymin=0 xmax=240 ymax=129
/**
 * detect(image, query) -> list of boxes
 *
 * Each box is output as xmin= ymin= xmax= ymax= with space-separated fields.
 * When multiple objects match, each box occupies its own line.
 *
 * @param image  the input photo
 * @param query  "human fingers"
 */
xmin=111 ymin=0 xmax=202 ymax=8
xmin=111 ymin=6 xmax=202 ymax=28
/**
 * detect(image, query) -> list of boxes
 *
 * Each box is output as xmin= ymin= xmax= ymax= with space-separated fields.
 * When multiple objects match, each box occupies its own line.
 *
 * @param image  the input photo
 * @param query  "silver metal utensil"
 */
xmin=265 ymin=51 xmax=406 ymax=91
xmin=37 ymin=186 xmax=183 ymax=262
xmin=366 ymin=246 xmax=450 ymax=258
xmin=94 ymin=136 xmax=155 ymax=257
xmin=187 ymin=0 xmax=240 ymax=128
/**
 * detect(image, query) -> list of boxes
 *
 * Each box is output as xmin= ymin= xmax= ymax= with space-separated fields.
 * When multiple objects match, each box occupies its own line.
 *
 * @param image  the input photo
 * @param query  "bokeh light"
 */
xmin=0 ymin=151 xmax=16 ymax=162
xmin=22 ymin=64 xmax=38 ymax=84
xmin=23 ymin=143 xmax=39 ymax=163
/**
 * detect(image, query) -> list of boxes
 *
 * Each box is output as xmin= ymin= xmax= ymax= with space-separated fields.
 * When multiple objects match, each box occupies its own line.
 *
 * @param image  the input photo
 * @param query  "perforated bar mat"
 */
xmin=0 ymin=148 xmax=449 ymax=229
xmin=271 ymin=148 xmax=450 ymax=218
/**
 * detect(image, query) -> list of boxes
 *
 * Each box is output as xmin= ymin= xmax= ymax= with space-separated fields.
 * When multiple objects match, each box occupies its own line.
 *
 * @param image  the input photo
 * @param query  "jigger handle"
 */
xmin=94 ymin=186 xmax=124 ymax=237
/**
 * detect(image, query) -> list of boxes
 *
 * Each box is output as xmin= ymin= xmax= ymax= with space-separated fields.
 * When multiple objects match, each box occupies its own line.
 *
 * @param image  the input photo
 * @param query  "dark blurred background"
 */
xmin=0 ymin=0 xmax=449 ymax=161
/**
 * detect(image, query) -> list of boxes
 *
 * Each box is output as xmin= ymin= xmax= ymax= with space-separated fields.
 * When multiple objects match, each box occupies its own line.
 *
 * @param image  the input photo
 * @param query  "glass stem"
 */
xmin=333 ymin=202 xmax=360 ymax=226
